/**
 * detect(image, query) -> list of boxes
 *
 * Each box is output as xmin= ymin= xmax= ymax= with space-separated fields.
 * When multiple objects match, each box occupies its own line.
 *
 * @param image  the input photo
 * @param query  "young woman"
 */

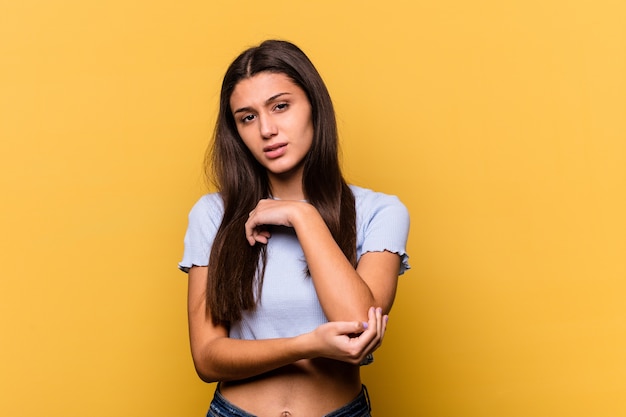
xmin=179 ymin=40 xmax=410 ymax=417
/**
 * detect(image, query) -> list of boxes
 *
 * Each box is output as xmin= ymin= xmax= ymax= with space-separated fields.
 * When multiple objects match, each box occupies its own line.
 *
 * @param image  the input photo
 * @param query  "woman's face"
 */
xmin=230 ymin=72 xmax=314 ymax=182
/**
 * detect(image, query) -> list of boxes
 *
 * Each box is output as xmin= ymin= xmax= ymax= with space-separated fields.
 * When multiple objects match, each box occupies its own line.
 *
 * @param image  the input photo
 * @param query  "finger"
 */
xmin=244 ymin=215 xmax=267 ymax=245
xmin=246 ymin=229 xmax=265 ymax=246
xmin=252 ymin=228 xmax=272 ymax=244
xmin=253 ymin=234 xmax=269 ymax=245
xmin=360 ymin=306 xmax=378 ymax=343
xmin=371 ymin=308 xmax=382 ymax=340
xmin=244 ymin=217 xmax=255 ymax=245
xmin=366 ymin=306 xmax=377 ymax=333
xmin=245 ymin=227 xmax=256 ymax=246
xmin=373 ymin=314 xmax=388 ymax=351
xmin=363 ymin=308 xmax=384 ymax=354
xmin=381 ymin=314 xmax=388 ymax=340
xmin=376 ymin=307 xmax=383 ymax=338
xmin=332 ymin=320 xmax=367 ymax=336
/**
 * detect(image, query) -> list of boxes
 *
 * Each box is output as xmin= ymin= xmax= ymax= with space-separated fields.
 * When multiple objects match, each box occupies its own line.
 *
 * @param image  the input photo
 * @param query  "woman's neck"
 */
xmin=268 ymin=172 xmax=305 ymax=201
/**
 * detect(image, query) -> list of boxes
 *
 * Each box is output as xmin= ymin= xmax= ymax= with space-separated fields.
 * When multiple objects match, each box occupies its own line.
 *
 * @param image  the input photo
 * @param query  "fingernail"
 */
xmin=384 ymin=316 xmax=389 ymax=323
xmin=362 ymin=322 xmax=369 ymax=329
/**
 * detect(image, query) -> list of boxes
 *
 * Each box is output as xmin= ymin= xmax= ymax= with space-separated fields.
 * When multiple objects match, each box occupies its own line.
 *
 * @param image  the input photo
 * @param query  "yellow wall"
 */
xmin=1 ymin=1 xmax=624 ymax=416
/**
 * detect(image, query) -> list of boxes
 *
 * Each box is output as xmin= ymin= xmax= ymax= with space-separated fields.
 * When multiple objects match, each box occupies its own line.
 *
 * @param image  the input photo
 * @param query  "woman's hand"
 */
xmin=244 ymin=199 xmax=311 ymax=246
xmin=306 ymin=307 xmax=388 ymax=365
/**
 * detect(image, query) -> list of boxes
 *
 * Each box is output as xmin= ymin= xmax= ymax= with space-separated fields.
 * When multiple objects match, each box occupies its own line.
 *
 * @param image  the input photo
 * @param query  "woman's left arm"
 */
xmin=245 ymin=200 xmax=403 ymax=323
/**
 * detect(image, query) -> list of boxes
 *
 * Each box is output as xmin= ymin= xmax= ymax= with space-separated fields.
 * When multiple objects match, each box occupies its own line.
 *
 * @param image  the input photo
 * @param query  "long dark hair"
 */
xmin=206 ymin=40 xmax=356 ymax=326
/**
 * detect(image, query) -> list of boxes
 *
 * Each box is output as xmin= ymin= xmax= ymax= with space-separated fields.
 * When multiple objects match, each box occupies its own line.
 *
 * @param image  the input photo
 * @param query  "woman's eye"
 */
xmin=241 ymin=114 xmax=255 ymax=123
xmin=274 ymin=103 xmax=288 ymax=111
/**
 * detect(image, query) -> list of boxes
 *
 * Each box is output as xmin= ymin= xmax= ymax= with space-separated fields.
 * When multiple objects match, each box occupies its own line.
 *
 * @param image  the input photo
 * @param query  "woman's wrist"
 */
xmin=292 ymin=330 xmax=319 ymax=360
xmin=290 ymin=201 xmax=322 ymax=232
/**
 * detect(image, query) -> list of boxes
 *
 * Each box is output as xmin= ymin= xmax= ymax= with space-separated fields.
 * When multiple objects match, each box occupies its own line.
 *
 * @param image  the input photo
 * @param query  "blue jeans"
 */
xmin=207 ymin=385 xmax=372 ymax=417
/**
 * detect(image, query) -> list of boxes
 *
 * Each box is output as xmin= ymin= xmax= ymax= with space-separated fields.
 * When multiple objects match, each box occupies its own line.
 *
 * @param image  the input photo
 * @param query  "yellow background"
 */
xmin=1 ymin=0 xmax=625 ymax=416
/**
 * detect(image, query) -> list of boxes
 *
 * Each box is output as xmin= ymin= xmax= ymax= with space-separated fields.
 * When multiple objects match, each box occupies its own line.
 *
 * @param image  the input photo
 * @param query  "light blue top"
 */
xmin=179 ymin=185 xmax=410 ymax=341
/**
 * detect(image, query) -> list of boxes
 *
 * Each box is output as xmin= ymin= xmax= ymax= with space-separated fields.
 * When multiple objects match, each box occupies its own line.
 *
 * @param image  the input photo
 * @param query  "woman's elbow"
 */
xmin=193 ymin=359 xmax=220 ymax=383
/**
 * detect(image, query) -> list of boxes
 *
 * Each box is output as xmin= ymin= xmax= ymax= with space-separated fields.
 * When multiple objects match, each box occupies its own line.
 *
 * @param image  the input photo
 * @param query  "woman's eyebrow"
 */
xmin=266 ymin=92 xmax=291 ymax=103
xmin=233 ymin=92 xmax=292 ymax=114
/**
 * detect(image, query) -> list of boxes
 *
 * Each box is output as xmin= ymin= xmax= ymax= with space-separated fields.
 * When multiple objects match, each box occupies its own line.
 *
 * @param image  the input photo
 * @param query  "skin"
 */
xmin=188 ymin=72 xmax=401 ymax=416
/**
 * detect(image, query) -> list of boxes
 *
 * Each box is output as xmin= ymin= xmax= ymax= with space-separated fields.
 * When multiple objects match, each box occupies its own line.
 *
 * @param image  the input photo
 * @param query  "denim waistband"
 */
xmin=324 ymin=385 xmax=371 ymax=417
xmin=207 ymin=385 xmax=371 ymax=417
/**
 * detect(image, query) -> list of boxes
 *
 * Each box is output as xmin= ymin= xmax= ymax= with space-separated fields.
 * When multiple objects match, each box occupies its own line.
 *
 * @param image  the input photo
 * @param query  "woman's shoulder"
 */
xmin=349 ymin=184 xmax=410 ymax=229
xmin=349 ymin=184 xmax=407 ymax=210
xmin=350 ymin=185 xmax=411 ymax=274
xmin=188 ymin=192 xmax=224 ymax=219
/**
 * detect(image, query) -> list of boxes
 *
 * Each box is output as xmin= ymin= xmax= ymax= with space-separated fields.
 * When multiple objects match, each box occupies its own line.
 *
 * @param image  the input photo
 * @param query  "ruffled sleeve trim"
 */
xmin=178 ymin=193 xmax=224 ymax=274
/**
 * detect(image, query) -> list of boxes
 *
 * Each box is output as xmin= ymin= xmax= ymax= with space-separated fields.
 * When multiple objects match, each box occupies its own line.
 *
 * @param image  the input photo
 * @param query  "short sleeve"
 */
xmin=178 ymin=193 xmax=224 ymax=273
xmin=354 ymin=186 xmax=411 ymax=275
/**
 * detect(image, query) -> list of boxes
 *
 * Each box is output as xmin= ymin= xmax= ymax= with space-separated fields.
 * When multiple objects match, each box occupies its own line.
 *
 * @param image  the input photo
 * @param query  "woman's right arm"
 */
xmin=187 ymin=266 xmax=384 ymax=383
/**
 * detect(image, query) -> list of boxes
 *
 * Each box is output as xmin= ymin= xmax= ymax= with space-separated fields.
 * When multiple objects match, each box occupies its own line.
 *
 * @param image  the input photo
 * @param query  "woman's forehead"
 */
xmin=230 ymin=72 xmax=305 ymax=107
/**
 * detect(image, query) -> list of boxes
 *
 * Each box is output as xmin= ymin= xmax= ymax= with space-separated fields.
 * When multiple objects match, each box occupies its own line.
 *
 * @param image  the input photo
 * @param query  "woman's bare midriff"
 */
xmin=219 ymin=358 xmax=362 ymax=417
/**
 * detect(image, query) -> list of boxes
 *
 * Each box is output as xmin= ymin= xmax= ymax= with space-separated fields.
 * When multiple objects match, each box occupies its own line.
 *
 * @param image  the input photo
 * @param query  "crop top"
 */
xmin=179 ymin=185 xmax=410 ymax=341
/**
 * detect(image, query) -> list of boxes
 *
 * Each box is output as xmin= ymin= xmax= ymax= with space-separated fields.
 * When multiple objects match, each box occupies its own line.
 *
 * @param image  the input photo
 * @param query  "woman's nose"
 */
xmin=259 ymin=115 xmax=278 ymax=139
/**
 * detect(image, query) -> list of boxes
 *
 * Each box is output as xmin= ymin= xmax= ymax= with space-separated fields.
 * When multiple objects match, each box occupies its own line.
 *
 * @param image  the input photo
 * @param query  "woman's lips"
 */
xmin=263 ymin=143 xmax=287 ymax=159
